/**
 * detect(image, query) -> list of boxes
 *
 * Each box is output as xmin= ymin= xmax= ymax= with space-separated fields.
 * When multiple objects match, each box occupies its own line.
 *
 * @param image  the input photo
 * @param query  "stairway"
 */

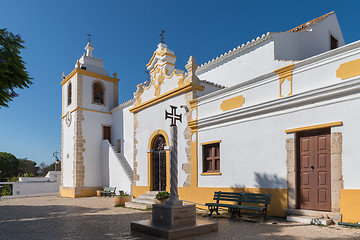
xmin=286 ymin=209 xmax=341 ymax=226
xmin=125 ymin=191 xmax=159 ymax=210
xmin=110 ymin=145 xmax=133 ymax=181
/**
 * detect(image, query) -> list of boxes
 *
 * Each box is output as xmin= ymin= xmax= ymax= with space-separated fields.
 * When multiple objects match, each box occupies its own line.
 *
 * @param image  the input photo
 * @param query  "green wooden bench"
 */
xmin=100 ymin=187 xmax=116 ymax=197
xmin=205 ymin=191 xmax=271 ymax=221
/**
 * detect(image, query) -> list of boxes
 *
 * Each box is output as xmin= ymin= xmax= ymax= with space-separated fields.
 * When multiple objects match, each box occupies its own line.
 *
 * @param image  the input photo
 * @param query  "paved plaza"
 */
xmin=0 ymin=196 xmax=360 ymax=240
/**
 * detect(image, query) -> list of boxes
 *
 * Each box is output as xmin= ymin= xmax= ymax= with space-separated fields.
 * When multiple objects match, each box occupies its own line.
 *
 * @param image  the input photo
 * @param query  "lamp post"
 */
xmin=53 ymin=151 xmax=60 ymax=182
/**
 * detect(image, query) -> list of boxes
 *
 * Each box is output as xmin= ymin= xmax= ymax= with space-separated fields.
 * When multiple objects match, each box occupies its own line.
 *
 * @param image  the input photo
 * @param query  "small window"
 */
xmin=67 ymin=82 xmax=72 ymax=106
xmin=202 ymin=142 xmax=220 ymax=173
xmin=92 ymin=81 xmax=105 ymax=105
xmin=330 ymin=35 xmax=338 ymax=50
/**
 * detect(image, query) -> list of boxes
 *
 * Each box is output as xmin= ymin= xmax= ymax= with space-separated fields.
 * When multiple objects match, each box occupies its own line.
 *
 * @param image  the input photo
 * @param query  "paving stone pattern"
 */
xmin=0 ymin=196 xmax=360 ymax=240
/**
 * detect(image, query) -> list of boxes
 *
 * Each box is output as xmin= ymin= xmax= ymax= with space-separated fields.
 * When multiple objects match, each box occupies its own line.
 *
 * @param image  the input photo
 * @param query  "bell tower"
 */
xmin=60 ymin=40 xmax=119 ymax=197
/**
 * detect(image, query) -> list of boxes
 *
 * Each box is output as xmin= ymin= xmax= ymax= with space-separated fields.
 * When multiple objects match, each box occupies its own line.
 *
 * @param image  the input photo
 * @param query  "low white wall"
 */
xmin=12 ymin=181 xmax=60 ymax=196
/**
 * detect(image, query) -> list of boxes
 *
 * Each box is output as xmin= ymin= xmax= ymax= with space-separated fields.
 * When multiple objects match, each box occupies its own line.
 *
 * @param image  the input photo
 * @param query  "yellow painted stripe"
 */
xmin=285 ymin=121 xmax=342 ymax=133
xmin=200 ymin=172 xmax=222 ymax=176
xmin=61 ymin=107 xmax=112 ymax=118
xmin=129 ymin=83 xmax=204 ymax=113
xmin=61 ymin=68 xmax=119 ymax=85
xmin=200 ymin=140 xmax=221 ymax=145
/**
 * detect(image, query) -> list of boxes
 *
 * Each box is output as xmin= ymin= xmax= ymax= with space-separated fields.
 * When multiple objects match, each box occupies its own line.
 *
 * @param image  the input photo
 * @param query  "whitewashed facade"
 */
xmin=61 ymin=12 xmax=360 ymax=222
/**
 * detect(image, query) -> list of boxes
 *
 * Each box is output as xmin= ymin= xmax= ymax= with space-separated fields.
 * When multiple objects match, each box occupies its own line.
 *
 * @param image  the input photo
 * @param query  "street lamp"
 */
xmin=53 ymin=151 xmax=60 ymax=182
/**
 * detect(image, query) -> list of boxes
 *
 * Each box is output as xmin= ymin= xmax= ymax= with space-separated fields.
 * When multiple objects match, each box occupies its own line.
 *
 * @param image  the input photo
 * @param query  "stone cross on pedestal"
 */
xmin=165 ymin=105 xmax=183 ymax=206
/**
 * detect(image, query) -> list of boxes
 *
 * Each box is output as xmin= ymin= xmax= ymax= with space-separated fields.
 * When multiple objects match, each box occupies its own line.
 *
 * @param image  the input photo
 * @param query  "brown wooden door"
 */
xmin=298 ymin=130 xmax=331 ymax=211
xmin=103 ymin=126 xmax=111 ymax=144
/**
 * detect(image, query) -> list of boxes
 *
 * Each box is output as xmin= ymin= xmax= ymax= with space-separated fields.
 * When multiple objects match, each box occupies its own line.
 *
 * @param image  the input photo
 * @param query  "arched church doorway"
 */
xmin=152 ymin=135 xmax=167 ymax=191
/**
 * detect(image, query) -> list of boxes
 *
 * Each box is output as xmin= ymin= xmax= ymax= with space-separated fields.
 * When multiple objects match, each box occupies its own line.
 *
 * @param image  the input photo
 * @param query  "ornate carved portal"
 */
xmin=152 ymin=135 xmax=167 ymax=191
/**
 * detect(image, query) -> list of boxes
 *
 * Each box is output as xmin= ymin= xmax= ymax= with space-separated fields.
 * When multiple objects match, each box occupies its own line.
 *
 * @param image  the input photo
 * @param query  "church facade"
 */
xmin=60 ymin=12 xmax=360 ymax=222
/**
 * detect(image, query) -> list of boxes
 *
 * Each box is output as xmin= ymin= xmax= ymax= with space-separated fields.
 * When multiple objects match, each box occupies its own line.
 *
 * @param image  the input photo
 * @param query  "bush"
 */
xmin=155 ymin=191 xmax=170 ymax=200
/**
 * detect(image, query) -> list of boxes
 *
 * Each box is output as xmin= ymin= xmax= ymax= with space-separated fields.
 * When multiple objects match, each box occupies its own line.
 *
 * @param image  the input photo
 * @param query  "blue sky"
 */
xmin=1 ymin=0 xmax=360 ymax=165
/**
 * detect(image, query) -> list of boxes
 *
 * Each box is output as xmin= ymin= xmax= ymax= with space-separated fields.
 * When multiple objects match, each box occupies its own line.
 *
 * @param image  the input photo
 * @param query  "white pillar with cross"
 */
xmin=165 ymin=105 xmax=183 ymax=206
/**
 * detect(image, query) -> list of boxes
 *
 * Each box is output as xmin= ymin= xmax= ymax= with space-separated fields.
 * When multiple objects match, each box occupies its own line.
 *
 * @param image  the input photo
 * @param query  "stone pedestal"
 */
xmin=131 ymin=203 xmax=218 ymax=239
xmin=152 ymin=204 xmax=196 ymax=228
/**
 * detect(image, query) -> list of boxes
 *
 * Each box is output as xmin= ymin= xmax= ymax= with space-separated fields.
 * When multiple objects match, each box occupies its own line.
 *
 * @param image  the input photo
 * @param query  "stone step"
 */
xmin=287 ymin=215 xmax=333 ymax=226
xmin=286 ymin=209 xmax=342 ymax=223
xmin=138 ymin=194 xmax=157 ymax=200
xmin=132 ymin=198 xmax=156 ymax=205
xmin=125 ymin=201 xmax=153 ymax=210
xmin=145 ymin=191 xmax=159 ymax=196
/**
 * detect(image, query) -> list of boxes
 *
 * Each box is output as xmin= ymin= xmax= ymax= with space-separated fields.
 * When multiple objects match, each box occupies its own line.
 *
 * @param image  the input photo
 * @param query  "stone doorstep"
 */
xmin=125 ymin=201 xmax=153 ymax=210
xmin=146 ymin=191 xmax=159 ymax=196
xmin=131 ymin=219 xmax=218 ymax=240
xmin=138 ymin=194 xmax=158 ymax=200
xmin=286 ymin=209 xmax=342 ymax=223
xmin=287 ymin=215 xmax=333 ymax=226
xmin=125 ymin=191 xmax=159 ymax=210
xmin=132 ymin=198 xmax=156 ymax=205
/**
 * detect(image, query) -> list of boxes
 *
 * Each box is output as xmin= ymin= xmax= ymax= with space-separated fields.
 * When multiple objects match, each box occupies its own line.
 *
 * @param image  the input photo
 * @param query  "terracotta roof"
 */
xmin=287 ymin=11 xmax=334 ymax=33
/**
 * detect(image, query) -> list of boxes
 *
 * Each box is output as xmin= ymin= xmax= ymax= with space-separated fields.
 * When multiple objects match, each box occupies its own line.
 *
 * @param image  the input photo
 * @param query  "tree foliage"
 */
xmin=0 ymin=28 xmax=33 ymax=108
xmin=0 ymin=152 xmax=20 ymax=179
xmin=38 ymin=162 xmax=61 ymax=176
xmin=18 ymin=158 xmax=39 ymax=176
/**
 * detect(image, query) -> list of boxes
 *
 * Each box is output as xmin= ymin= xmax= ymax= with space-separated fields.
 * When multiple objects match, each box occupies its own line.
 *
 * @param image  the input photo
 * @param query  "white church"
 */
xmin=60 ymin=12 xmax=360 ymax=223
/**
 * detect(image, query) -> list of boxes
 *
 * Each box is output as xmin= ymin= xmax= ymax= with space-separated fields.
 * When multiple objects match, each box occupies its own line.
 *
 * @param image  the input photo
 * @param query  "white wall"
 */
xmin=197 ymin=41 xmax=289 ymax=88
xmin=62 ymin=115 xmax=74 ymax=187
xmin=135 ymin=94 xmax=190 ymax=187
xmin=82 ymin=75 xmax=115 ymax=111
xmin=111 ymin=102 xmax=134 ymax=170
xmin=102 ymin=140 xmax=132 ymax=194
xmin=196 ymin=40 xmax=360 ymax=190
xmin=82 ymin=110 xmax=112 ymax=187
xmin=274 ymin=14 xmax=345 ymax=61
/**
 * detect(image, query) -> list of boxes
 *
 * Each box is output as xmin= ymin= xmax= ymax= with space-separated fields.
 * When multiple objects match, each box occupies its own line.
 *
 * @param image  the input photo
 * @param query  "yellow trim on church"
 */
xmin=61 ymin=68 xmax=119 ymax=86
xmin=146 ymin=49 xmax=177 ymax=67
xmin=336 ymin=58 xmax=360 ymax=80
xmin=129 ymin=83 xmax=204 ymax=113
xmin=132 ymin=186 xmax=288 ymax=217
xmin=274 ymin=64 xmax=295 ymax=98
xmin=61 ymin=107 xmax=112 ymax=118
xmin=147 ymin=129 xmax=171 ymax=192
xmin=201 ymin=140 xmax=221 ymax=145
xmin=340 ymin=189 xmax=360 ymax=222
xmin=220 ymin=95 xmax=245 ymax=112
xmin=285 ymin=121 xmax=342 ymax=133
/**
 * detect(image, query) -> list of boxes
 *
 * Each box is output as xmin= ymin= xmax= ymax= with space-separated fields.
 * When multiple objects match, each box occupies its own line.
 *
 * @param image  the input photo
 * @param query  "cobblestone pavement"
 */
xmin=0 ymin=196 xmax=360 ymax=240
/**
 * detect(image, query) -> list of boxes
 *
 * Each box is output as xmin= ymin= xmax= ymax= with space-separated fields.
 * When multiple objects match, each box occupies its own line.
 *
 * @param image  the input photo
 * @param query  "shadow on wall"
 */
xmin=254 ymin=172 xmax=286 ymax=189
xmin=230 ymin=172 xmax=288 ymax=217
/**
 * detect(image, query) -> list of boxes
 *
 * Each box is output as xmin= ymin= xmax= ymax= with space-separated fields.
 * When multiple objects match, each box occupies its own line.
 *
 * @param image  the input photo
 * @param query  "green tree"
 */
xmin=18 ymin=158 xmax=39 ymax=176
xmin=0 ymin=152 xmax=20 ymax=179
xmin=38 ymin=162 xmax=61 ymax=176
xmin=0 ymin=28 xmax=33 ymax=108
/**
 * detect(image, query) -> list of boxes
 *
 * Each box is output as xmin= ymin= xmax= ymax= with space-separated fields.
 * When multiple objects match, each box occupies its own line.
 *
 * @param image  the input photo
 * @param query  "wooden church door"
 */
xmin=152 ymin=135 xmax=166 ymax=191
xmin=298 ymin=129 xmax=331 ymax=211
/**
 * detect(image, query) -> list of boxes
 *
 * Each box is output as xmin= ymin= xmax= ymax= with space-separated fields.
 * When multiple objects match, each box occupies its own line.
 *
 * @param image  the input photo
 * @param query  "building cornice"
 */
xmin=197 ymin=40 xmax=360 ymax=106
xmin=197 ymin=76 xmax=360 ymax=131
xmin=129 ymin=83 xmax=204 ymax=113
xmin=61 ymin=68 xmax=119 ymax=86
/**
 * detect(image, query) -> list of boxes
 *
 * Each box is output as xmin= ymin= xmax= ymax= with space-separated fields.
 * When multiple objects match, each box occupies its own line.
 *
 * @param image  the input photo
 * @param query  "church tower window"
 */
xmin=92 ymin=81 xmax=105 ymax=105
xmin=67 ymin=82 xmax=72 ymax=106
